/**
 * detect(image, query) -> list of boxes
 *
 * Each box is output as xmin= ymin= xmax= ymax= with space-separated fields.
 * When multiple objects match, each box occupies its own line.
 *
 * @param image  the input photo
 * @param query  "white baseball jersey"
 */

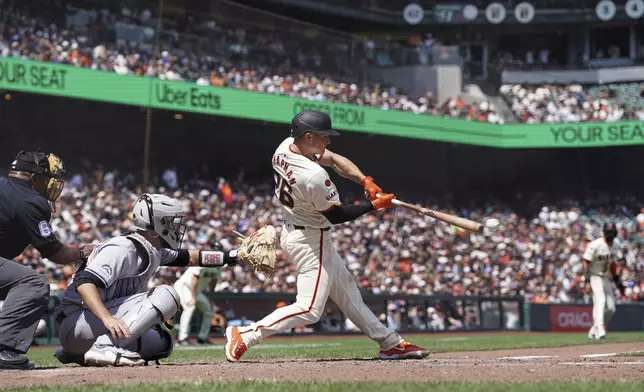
xmin=60 ymin=233 xmax=178 ymax=306
xmin=271 ymin=137 xmax=341 ymax=228
xmin=176 ymin=267 xmax=218 ymax=292
xmin=583 ymin=237 xmax=615 ymax=277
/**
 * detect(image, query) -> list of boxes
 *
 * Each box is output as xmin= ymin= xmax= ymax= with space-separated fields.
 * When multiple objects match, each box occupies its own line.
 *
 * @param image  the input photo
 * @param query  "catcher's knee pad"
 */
xmin=120 ymin=285 xmax=180 ymax=346
xmin=137 ymin=323 xmax=174 ymax=361
xmin=149 ymin=285 xmax=180 ymax=319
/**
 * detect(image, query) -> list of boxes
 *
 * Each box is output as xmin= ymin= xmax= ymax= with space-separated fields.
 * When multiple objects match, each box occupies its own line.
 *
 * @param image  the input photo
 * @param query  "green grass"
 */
xmin=28 ymin=332 xmax=644 ymax=367
xmin=3 ymin=381 xmax=644 ymax=392
xmin=617 ymin=351 xmax=644 ymax=357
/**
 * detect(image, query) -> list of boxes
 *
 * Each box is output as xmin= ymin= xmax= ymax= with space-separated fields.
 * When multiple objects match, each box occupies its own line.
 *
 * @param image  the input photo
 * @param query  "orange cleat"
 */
xmin=225 ymin=326 xmax=248 ymax=362
xmin=379 ymin=341 xmax=430 ymax=360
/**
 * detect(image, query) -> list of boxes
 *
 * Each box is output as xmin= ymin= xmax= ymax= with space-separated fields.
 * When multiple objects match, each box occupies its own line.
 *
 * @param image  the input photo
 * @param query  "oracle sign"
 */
xmin=549 ymin=306 xmax=593 ymax=331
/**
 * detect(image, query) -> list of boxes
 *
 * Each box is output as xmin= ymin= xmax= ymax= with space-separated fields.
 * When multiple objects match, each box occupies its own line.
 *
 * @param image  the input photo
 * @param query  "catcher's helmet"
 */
xmin=290 ymin=110 xmax=340 ymax=138
xmin=132 ymin=194 xmax=186 ymax=250
xmin=603 ymin=222 xmax=618 ymax=242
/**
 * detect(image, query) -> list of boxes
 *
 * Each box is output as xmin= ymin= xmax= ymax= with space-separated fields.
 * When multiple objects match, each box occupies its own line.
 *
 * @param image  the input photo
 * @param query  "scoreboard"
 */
xmin=401 ymin=1 xmax=644 ymax=25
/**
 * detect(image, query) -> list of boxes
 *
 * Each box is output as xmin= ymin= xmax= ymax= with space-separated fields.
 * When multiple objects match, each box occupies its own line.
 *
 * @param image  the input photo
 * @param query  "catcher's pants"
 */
xmin=55 ymin=285 xmax=178 ymax=360
xmin=173 ymin=282 xmax=215 ymax=341
xmin=590 ymin=275 xmax=616 ymax=328
xmin=238 ymin=225 xmax=402 ymax=350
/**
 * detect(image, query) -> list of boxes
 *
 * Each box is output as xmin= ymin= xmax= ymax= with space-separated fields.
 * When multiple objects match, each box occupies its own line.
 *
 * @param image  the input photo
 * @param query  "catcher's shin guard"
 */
xmin=87 ymin=286 xmax=179 ymax=366
xmin=102 ymin=285 xmax=180 ymax=348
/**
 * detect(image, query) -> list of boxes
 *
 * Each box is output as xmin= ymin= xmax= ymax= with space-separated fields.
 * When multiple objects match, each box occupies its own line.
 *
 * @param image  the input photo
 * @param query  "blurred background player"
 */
xmin=0 ymin=150 xmax=93 ymax=370
xmin=584 ymin=222 xmax=625 ymax=340
xmin=174 ymin=266 xmax=218 ymax=346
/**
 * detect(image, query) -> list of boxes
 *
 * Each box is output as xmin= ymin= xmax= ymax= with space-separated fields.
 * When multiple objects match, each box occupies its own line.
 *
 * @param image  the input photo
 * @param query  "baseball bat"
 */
xmin=377 ymin=194 xmax=484 ymax=234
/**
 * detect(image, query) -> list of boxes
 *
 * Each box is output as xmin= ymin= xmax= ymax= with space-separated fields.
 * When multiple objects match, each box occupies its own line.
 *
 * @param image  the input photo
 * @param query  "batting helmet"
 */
xmin=290 ymin=110 xmax=340 ymax=138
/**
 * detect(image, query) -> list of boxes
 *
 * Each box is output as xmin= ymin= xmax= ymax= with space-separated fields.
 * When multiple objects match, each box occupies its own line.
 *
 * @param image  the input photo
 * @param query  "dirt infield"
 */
xmin=2 ymin=341 xmax=644 ymax=387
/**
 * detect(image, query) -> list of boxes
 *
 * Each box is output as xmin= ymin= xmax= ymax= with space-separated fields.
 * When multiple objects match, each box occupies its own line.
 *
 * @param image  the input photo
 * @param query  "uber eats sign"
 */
xmin=0 ymin=57 xmax=642 ymax=149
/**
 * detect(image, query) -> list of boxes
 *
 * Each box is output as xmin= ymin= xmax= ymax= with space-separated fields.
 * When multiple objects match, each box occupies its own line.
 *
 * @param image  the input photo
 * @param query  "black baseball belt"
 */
xmin=284 ymin=221 xmax=331 ymax=231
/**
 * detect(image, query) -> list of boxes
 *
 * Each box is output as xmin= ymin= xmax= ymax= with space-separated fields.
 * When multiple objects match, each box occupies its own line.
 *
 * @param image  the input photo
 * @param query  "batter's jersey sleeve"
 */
xmin=306 ymin=171 xmax=341 ymax=212
xmin=17 ymin=199 xmax=63 ymax=258
xmin=84 ymin=242 xmax=137 ymax=288
xmin=583 ymin=241 xmax=597 ymax=262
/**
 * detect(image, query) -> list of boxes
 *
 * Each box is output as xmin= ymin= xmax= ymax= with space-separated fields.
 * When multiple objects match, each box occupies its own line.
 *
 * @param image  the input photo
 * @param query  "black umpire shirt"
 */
xmin=0 ymin=177 xmax=63 ymax=259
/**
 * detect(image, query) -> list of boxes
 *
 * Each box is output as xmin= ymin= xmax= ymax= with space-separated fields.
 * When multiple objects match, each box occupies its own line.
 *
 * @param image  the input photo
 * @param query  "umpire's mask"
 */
xmin=11 ymin=150 xmax=67 ymax=204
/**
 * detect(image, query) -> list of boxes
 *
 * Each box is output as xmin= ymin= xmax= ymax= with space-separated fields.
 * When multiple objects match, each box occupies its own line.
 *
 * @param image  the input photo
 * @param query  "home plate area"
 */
xmin=1 ymin=342 xmax=643 ymax=387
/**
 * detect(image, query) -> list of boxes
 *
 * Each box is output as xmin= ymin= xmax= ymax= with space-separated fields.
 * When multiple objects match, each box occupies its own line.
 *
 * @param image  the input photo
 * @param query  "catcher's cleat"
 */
xmin=379 ymin=341 xmax=430 ymax=360
xmin=84 ymin=342 xmax=145 ymax=367
xmin=225 ymin=326 xmax=247 ymax=362
xmin=236 ymin=225 xmax=277 ymax=277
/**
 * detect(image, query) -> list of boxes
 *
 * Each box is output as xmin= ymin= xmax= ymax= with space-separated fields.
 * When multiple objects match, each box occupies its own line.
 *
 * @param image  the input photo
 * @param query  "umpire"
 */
xmin=0 ymin=150 xmax=92 ymax=370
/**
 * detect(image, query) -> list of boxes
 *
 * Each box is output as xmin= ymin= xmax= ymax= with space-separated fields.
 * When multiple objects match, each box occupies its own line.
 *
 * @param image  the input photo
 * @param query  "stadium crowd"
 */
xmin=2 ymin=2 xmax=644 ymax=125
xmin=0 ymin=1 xmax=503 ymax=122
xmin=8 ymin=168 xmax=644 ymax=308
xmin=500 ymin=83 xmax=644 ymax=124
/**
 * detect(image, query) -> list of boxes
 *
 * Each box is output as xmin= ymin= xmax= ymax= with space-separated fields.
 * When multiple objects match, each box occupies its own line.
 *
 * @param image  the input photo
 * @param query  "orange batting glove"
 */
xmin=361 ymin=176 xmax=383 ymax=201
xmin=372 ymin=193 xmax=396 ymax=211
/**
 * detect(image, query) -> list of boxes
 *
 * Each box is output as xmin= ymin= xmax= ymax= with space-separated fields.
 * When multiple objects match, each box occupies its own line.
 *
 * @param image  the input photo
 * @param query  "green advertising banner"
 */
xmin=1 ymin=57 xmax=643 ymax=148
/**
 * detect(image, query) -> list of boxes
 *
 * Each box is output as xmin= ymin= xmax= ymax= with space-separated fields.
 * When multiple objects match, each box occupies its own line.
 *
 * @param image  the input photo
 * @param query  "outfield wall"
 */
xmin=529 ymin=303 xmax=644 ymax=332
xmin=39 ymin=293 xmax=643 ymax=343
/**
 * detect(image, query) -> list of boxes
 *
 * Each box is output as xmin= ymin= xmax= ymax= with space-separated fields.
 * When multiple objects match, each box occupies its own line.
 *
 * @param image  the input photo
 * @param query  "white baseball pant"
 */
xmin=173 ymin=282 xmax=215 ymax=342
xmin=590 ymin=275 xmax=616 ymax=329
xmin=238 ymin=225 xmax=403 ymax=350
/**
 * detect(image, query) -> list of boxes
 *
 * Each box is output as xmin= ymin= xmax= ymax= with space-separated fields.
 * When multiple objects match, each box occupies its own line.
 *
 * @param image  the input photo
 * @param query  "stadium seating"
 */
xmin=8 ymin=171 xmax=642 ymax=305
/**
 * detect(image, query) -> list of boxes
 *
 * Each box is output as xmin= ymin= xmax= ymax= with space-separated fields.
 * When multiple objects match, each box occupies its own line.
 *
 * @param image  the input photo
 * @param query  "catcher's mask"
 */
xmin=10 ymin=149 xmax=66 ymax=205
xmin=131 ymin=194 xmax=187 ymax=250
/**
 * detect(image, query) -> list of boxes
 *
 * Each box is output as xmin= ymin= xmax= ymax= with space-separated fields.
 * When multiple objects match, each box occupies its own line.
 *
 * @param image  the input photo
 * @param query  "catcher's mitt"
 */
xmin=236 ymin=225 xmax=277 ymax=277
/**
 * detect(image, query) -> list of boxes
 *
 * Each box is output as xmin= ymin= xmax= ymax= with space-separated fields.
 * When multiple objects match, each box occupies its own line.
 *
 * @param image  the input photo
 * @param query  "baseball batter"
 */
xmin=53 ymin=193 xmax=244 ymax=366
xmin=225 ymin=110 xmax=430 ymax=361
xmin=174 ymin=267 xmax=219 ymax=345
xmin=583 ymin=222 xmax=624 ymax=340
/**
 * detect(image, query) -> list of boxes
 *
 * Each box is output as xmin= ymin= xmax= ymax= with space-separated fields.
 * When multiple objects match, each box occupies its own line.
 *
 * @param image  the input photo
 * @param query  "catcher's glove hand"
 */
xmin=235 ymin=225 xmax=277 ymax=277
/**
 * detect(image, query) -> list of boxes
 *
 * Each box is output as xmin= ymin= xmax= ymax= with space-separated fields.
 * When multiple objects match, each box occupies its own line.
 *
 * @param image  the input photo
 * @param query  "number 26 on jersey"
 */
xmin=273 ymin=169 xmax=294 ymax=208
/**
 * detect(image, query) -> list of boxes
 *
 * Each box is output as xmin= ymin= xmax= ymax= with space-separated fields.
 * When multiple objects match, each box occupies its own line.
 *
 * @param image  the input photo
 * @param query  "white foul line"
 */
xmin=500 ymin=355 xmax=558 ymax=360
xmin=559 ymin=361 xmax=644 ymax=366
xmin=438 ymin=337 xmax=470 ymax=342
xmin=175 ymin=342 xmax=342 ymax=351
xmin=580 ymin=353 xmax=617 ymax=358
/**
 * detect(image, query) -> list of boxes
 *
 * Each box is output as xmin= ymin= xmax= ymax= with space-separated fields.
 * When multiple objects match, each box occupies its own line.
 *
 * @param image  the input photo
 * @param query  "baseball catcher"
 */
xmin=53 ymin=193 xmax=276 ymax=366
